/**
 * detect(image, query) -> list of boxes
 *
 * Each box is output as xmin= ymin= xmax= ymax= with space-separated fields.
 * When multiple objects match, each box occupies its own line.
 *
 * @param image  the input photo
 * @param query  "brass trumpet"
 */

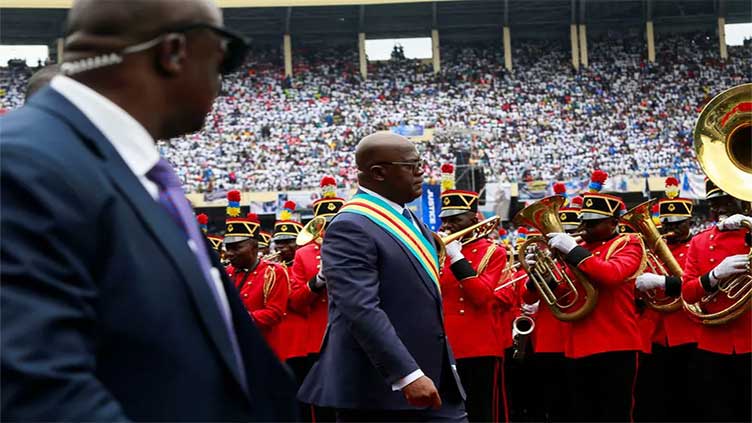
xmin=621 ymin=199 xmax=683 ymax=313
xmin=261 ymin=251 xmax=281 ymax=262
xmin=513 ymin=195 xmax=598 ymax=322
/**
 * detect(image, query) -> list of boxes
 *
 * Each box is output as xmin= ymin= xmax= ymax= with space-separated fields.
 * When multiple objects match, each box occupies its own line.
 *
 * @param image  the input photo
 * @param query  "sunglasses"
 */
xmin=168 ymin=23 xmax=250 ymax=75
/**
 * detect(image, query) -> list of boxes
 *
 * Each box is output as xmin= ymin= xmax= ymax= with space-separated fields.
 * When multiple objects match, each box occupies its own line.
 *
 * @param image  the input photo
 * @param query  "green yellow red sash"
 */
xmin=339 ymin=193 xmax=440 ymax=292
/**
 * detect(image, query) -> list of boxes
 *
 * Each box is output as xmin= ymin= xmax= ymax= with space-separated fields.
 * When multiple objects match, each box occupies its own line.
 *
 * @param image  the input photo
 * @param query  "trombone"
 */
xmin=433 ymin=216 xmax=501 ymax=267
xmin=296 ymin=216 xmax=327 ymax=246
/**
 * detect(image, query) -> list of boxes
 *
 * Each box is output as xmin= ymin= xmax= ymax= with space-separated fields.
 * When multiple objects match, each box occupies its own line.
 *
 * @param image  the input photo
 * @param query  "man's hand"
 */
xmin=446 ymin=240 xmax=464 ymax=264
xmin=710 ymin=254 xmax=750 ymax=285
xmin=717 ymin=214 xmax=752 ymax=231
xmin=635 ymin=272 xmax=666 ymax=292
xmin=547 ymin=232 xmax=578 ymax=254
xmin=402 ymin=375 xmax=442 ymax=409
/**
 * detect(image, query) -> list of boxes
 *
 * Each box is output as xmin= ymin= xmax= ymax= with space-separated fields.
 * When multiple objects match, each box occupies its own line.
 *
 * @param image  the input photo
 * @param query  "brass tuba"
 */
xmin=513 ymin=196 xmax=598 ymax=322
xmin=620 ymin=199 xmax=683 ymax=312
xmin=684 ymin=83 xmax=752 ymax=325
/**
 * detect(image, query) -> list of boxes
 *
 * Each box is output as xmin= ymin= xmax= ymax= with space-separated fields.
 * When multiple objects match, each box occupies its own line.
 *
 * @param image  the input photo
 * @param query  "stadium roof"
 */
xmin=1 ymin=0 xmax=750 ymax=48
xmin=1 ymin=0 xmax=444 ymax=7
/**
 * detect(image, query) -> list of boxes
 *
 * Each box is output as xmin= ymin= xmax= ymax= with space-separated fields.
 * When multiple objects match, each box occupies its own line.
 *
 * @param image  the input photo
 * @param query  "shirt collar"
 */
xmin=49 ymin=75 xmax=159 ymax=178
xmin=358 ymin=186 xmax=404 ymax=215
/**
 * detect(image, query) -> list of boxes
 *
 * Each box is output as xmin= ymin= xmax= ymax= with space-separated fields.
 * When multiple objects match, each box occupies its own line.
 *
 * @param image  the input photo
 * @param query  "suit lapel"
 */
xmin=30 ymin=89 xmax=248 ymax=395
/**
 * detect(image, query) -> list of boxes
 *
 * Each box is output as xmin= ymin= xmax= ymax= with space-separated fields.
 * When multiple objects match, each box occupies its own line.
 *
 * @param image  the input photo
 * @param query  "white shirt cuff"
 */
xmin=391 ymin=369 xmax=424 ymax=391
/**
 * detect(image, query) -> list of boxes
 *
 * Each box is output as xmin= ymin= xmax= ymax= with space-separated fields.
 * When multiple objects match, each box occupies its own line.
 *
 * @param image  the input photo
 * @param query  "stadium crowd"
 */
xmin=2 ymin=32 xmax=750 ymax=193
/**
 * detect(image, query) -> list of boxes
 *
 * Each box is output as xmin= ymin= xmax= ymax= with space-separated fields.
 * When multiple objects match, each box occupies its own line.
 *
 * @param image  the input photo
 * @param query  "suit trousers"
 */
xmin=634 ymin=343 xmax=699 ymax=422
xmin=456 ymin=356 xmax=502 ymax=422
xmin=568 ymin=351 xmax=639 ymax=422
xmin=694 ymin=349 xmax=751 ymax=422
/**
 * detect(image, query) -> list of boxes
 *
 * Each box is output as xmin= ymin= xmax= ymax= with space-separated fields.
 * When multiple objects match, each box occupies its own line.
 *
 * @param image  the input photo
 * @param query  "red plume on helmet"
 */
xmin=553 ymin=182 xmax=567 ymax=195
xmin=246 ymin=213 xmax=260 ymax=224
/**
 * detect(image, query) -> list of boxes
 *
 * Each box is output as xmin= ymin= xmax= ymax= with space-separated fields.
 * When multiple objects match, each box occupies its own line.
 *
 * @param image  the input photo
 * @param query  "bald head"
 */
xmin=355 ymin=132 xmax=415 ymax=170
xmin=356 ymin=132 xmax=424 ymax=204
xmin=64 ymin=0 xmax=221 ymax=57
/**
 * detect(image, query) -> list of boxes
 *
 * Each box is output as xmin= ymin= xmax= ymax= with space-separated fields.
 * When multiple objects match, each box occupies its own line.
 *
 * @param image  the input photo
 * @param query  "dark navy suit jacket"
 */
xmin=298 ymin=199 xmax=465 ymax=410
xmin=0 ymin=88 xmax=296 ymax=421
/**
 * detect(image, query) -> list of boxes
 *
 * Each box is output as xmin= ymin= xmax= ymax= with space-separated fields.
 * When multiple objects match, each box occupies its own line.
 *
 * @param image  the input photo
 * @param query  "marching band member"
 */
xmin=633 ymin=177 xmax=700 ymax=421
xmin=197 ymin=212 xmax=224 ymax=256
xmin=438 ymin=172 xmax=507 ymax=422
xmin=521 ymin=189 xmax=582 ymax=422
xmin=681 ymin=178 xmax=751 ymax=422
xmin=270 ymin=201 xmax=312 ymax=419
xmin=223 ymin=204 xmax=289 ymax=358
xmin=258 ymin=230 xmax=272 ymax=258
xmin=542 ymin=170 xmax=644 ymax=421
xmin=288 ymin=176 xmax=344 ymax=421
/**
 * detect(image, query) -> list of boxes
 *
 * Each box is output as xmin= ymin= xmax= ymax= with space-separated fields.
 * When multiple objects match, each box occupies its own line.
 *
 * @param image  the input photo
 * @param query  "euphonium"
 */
xmin=684 ymin=220 xmax=752 ymax=325
xmin=513 ymin=195 xmax=598 ymax=322
xmin=620 ymin=199 xmax=683 ymax=312
xmin=434 ymin=216 xmax=501 ymax=267
xmin=684 ymin=83 xmax=752 ymax=325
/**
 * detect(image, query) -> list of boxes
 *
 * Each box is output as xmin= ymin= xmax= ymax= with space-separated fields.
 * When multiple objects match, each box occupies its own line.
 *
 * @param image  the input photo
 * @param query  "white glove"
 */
xmin=635 ymin=273 xmax=666 ymax=292
xmin=717 ymin=214 xmax=752 ymax=231
xmin=547 ymin=232 xmax=578 ymax=254
xmin=710 ymin=254 xmax=750 ymax=286
xmin=525 ymin=252 xmax=536 ymax=268
xmin=521 ymin=300 xmax=540 ymax=315
xmin=446 ymin=240 xmax=464 ymax=264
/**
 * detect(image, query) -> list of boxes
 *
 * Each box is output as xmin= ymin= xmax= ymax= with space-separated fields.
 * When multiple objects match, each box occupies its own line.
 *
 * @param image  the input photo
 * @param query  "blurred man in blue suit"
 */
xmin=298 ymin=133 xmax=467 ymax=422
xmin=1 ymin=0 xmax=296 ymax=420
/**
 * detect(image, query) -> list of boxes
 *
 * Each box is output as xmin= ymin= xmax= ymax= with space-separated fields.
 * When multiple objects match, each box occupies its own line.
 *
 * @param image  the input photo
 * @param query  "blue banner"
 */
xmin=390 ymin=124 xmax=424 ymax=137
xmin=420 ymin=183 xmax=442 ymax=231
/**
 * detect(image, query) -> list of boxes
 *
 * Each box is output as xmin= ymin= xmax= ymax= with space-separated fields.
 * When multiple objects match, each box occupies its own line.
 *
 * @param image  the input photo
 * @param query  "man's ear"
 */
xmin=156 ymin=34 xmax=187 ymax=76
xmin=370 ymin=165 xmax=387 ymax=182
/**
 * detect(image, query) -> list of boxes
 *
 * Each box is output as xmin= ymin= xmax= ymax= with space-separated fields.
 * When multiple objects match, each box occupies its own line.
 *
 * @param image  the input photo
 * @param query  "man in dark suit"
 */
xmin=1 ymin=0 xmax=296 ymax=420
xmin=298 ymin=133 xmax=467 ymax=422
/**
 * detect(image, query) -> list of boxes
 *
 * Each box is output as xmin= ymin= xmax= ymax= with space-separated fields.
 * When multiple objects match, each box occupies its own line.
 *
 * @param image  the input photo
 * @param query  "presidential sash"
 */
xmin=339 ymin=193 xmax=441 ymax=292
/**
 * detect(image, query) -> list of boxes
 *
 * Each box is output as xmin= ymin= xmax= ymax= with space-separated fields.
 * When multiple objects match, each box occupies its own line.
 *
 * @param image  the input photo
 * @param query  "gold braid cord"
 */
xmin=263 ymin=265 xmax=277 ymax=304
xmin=605 ymin=234 xmax=647 ymax=281
xmin=477 ymin=242 xmax=498 ymax=275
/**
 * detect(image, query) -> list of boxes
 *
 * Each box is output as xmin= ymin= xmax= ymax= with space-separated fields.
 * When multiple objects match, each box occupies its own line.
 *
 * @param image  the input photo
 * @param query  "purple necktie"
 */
xmin=146 ymin=158 xmax=247 ymax=389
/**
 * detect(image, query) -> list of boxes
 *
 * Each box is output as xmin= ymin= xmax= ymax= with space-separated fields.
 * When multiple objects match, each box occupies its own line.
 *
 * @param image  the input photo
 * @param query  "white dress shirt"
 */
xmin=357 ymin=186 xmax=425 ymax=390
xmin=50 ymin=75 xmax=234 ymax=330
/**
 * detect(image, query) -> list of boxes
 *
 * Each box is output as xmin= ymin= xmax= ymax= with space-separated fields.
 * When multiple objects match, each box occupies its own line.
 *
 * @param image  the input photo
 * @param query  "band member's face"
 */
xmin=275 ymin=239 xmax=298 ymax=263
xmin=259 ymin=245 xmax=270 ymax=256
xmin=224 ymin=239 xmax=258 ymax=269
xmin=580 ymin=217 xmax=618 ymax=243
xmin=440 ymin=212 xmax=478 ymax=235
xmin=709 ymin=195 xmax=743 ymax=221
xmin=661 ymin=219 xmax=691 ymax=243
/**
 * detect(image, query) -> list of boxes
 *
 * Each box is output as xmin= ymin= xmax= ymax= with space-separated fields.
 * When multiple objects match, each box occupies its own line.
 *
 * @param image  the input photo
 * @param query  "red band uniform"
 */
xmin=288 ymin=177 xmax=343 ymax=422
xmin=534 ymin=171 xmax=644 ymax=422
xmin=680 ymin=179 xmax=751 ymax=422
xmin=223 ymin=209 xmax=289 ymax=359
xmin=439 ymin=186 xmax=507 ymax=423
